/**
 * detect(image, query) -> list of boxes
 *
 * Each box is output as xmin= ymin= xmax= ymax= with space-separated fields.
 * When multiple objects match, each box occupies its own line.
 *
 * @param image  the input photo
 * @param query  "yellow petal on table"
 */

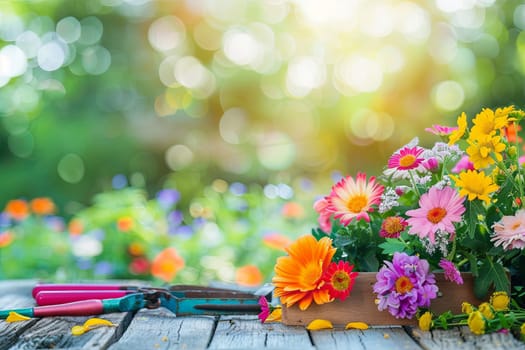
xmin=306 ymin=319 xmax=333 ymax=330
xmin=265 ymin=308 xmax=282 ymax=323
xmin=345 ymin=322 xmax=369 ymax=330
xmin=6 ymin=312 xmax=31 ymax=322
xmin=83 ymin=318 xmax=116 ymax=330
xmin=71 ymin=318 xmax=117 ymax=336
xmin=71 ymin=325 xmax=88 ymax=336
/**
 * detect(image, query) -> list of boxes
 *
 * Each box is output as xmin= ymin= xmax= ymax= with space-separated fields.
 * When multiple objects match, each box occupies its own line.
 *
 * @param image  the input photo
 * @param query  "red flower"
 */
xmin=323 ymin=260 xmax=358 ymax=301
xmin=129 ymin=257 xmax=150 ymax=275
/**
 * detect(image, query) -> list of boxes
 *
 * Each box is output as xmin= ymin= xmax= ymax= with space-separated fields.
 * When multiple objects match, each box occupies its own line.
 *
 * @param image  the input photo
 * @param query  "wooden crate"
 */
xmin=281 ymin=272 xmax=486 ymax=326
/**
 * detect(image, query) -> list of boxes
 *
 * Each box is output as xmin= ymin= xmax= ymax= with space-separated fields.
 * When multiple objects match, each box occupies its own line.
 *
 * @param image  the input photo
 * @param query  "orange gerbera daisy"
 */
xmin=272 ymin=235 xmax=335 ymax=310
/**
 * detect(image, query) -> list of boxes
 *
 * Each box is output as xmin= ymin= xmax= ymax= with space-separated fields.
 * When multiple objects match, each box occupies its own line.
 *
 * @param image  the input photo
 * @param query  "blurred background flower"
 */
xmin=1 ymin=0 xmax=525 ymax=285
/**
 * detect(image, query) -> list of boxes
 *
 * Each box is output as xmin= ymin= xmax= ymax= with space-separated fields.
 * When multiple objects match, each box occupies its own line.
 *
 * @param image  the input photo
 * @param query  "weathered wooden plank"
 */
xmin=0 ymin=290 xmax=40 ymax=350
xmin=7 ymin=312 xmax=133 ymax=350
xmin=108 ymin=307 xmax=215 ymax=350
xmin=409 ymin=326 xmax=525 ymax=350
xmin=0 ymin=279 xmax=38 ymax=297
xmin=309 ymin=326 xmax=422 ymax=350
xmin=208 ymin=315 xmax=315 ymax=350
xmin=410 ymin=327 xmax=472 ymax=350
xmin=0 ymin=280 xmax=134 ymax=350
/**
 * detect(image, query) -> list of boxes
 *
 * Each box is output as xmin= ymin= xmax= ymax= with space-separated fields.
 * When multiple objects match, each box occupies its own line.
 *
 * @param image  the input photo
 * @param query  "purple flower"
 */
xmin=439 ymin=259 xmax=463 ymax=284
xmin=373 ymin=252 xmax=438 ymax=319
xmin=167 ymin=210 xmax=184 ymax=234
xmin=94 ymin=261 xmax=114 ymax=276
xmin=44 ymin=216 xmax=65 ymax=232
xmin=156 ymin=189 xmax=181 ymax=210
xmin=230 ymin=182 xmax=247 ymax=196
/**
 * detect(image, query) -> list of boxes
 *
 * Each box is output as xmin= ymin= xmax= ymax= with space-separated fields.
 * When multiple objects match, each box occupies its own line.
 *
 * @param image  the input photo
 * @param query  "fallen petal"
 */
xmin=306 ymin=319 xmax=333 ymax=330
xmin=345 ymin=322 xmax=369 ymax=330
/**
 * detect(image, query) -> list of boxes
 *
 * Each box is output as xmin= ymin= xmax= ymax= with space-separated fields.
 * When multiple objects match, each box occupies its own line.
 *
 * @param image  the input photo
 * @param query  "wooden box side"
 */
xmin=281 ymin=272 xmax=486 ymax=326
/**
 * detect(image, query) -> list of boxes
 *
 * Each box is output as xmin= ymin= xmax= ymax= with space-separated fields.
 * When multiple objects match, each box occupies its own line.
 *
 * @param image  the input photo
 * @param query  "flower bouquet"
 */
xmin=272 ymin=105 xmax=525 ymax=328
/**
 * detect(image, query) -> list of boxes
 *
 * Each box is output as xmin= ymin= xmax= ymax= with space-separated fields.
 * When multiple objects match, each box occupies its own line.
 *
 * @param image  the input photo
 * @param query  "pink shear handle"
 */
xmin=33 ymin=299 xmax=104 ymax=317
xmin=35 ymin=290 xmax=130 ymax=306
xmin=32 ymin=284 xmax=134 ymax=298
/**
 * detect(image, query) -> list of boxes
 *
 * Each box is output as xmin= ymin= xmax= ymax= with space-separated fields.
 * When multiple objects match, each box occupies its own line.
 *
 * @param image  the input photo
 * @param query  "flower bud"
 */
xmin=423 ymin=158 xmax=439 ymax=172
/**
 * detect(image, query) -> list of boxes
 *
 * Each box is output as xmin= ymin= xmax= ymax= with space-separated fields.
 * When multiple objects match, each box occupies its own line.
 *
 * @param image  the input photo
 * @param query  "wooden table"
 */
xmin=1 ymin=280 xmax=524 ymax=350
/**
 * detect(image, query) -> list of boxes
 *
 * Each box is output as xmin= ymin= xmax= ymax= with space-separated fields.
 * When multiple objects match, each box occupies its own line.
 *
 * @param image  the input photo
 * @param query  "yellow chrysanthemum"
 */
xmin=272 ymin=235 xmax=335 ymax=310
xmin=490 ymin=291 xmax=510 ymax=311
xmin=495 ymin=105 xmax=515 ymax=121
xmin=450 ymin=170 xmax=499 ymax=204
xmin=471 ymin=107 xmax=514 ymax=137
xmin=521 ymin=322 xmax=525 ymax=336
xmin=448 ymin=112 xmax=468 ymax=145
xmin=418 ymin=311 xmax=433 ymax=331
xmin=478 ymin=302 xmax=494 ymax=320
xmin=462 ymin=302 xmax=474 ymax=314
xmin=466 ymin=134 xmax=506 ymax=170
xmin=468 ymin=311 xmax=486 ymax=335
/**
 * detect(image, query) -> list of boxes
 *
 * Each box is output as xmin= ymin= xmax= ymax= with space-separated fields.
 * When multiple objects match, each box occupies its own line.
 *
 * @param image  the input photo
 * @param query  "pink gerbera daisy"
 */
xmin=491 ymin=209 xmax=525 ymax=250
xmin=387 ymin=146 xmax=426 ymax=171
xmin=405 ymin=186 xmax=465 ymax=243
xmin=313 ymin=196 xmax=333 ymax=233
xmin=327 ymin=173 xmax=384 ymax=225
xmin=425 ymin=124 xmax=458 ymax=136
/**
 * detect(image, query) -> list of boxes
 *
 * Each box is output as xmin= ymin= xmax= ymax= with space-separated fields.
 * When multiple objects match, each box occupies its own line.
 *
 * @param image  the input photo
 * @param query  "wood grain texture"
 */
xmin=208 ymin=315 xmax=315 ymax=350
xmin=409 ymin=326 xmax=525 ymax=350
xmin=108 ymin=308 xmax=215 ymax=350
xmin=0 ymin=285 xmax=41 ymax=350
xmin=8 ymin=312 xmax=132 ymax=350
xmin=310 ymin=326 xmax=422 ymax=350
xmin=282 ymin=272 xmax=486 ymax=326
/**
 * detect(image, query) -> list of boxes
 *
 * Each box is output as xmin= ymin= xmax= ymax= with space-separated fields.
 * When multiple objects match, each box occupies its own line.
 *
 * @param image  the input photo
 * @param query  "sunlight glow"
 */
xmin=38 ymin=41 xmax=66 ymax=71
xmin=286 ymin=56 xmax=325 ymax=97
xmin=334 ymin=55 xmax=383 ymax=94
xmin=432 ymin=80 xmax=465 ymax=111
xmin=223 ymin=28 xmax=260 ymax=66
xmin=0 ymin=45 xmax=27 ymax=78
xmin=148 ymin=16 xmax=186 ymax=52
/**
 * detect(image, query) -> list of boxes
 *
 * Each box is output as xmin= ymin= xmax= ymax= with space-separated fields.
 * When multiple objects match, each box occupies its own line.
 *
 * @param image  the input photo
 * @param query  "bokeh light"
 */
xmin=0 ymin=0 xmax=524 ymax=209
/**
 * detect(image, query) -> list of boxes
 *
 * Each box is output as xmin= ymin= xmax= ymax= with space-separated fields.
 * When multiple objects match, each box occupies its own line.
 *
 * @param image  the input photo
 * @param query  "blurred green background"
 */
xmin=1 ymin=0 xmax=525 ymax=285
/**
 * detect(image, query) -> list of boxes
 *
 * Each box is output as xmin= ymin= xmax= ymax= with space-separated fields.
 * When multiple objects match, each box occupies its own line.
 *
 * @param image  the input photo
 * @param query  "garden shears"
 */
xmin=0 ymin=283 xmax=269 ymax=319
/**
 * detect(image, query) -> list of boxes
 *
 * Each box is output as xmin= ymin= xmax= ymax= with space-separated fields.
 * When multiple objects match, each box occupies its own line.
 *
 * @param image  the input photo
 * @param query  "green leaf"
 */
xmin=474 ymin=258 xmax=510 ymax=299
xmin=494 ymin=176 xmax=516 ymax=215
xmin=465 ymin=200 xmax=485 ymax=239
xmin=465 ymin=252 xmax=479 ymax=277
xmin=333 ymin=235 xmax=354 ymax=248
xmin=358 ymin=249 xmax=379 ymax=272
xmin=378 ymin=239 xmax=407 ymax=255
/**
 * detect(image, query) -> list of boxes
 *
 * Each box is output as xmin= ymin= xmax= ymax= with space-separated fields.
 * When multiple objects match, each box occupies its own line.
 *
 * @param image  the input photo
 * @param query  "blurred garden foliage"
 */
xmin=1 ymin=0 xmax=525 ymax=284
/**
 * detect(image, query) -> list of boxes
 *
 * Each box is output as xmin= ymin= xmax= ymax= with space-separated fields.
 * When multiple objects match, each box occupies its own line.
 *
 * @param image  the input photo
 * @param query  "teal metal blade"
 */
xmin=174 ymin=298 xmax=260 ymax=315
